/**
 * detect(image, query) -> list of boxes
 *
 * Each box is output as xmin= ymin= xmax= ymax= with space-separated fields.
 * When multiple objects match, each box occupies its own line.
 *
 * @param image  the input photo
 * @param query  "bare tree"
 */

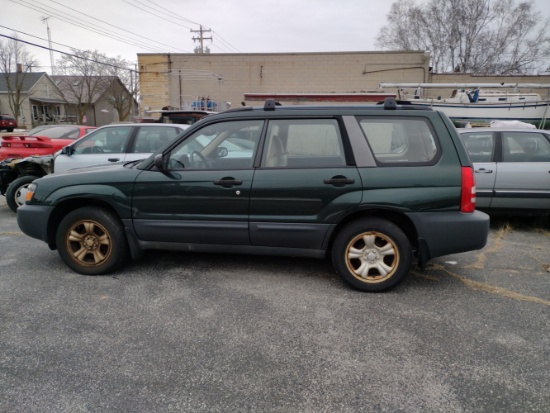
xmin=56 ymin=49 xmax=136 ymax=123
xmin=0 ymin=35 xmax=39 ymax=124
xmin=375 ymin=0 xmax=550 ymax=74
xmin=102 ymin=55 xmax=138 ymax=121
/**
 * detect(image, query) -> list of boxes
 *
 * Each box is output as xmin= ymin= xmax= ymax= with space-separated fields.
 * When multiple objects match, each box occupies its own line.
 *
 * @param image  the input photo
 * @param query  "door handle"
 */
xmin=324 ymin=176 xmax=355 ymax=187
xmin=214 ymin=178 xmax=243 ymax=188
xmin=108 ymin=158 xmax=120 ymax=162
xmin=475 ymin=168 xmax=493 ymax=173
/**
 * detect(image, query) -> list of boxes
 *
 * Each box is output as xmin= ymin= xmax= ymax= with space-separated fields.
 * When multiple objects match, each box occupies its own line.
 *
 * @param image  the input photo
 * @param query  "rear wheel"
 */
xmin=6 ymin=175 xmax=38 ymax=213
xmin=332 ymin=217 xmax=412 ymax=292
xmin=56 ymin=207 xmax=129 ymax=275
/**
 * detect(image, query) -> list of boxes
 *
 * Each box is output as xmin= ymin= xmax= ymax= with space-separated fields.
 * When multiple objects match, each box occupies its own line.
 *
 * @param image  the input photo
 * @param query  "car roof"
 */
xmin=96 ymin=123 xmax=187 ymax=129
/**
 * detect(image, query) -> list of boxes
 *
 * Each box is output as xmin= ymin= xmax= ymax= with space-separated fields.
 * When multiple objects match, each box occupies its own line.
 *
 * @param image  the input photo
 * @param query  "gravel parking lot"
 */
xmin=1 ymin=195 xmax=548 ymax=413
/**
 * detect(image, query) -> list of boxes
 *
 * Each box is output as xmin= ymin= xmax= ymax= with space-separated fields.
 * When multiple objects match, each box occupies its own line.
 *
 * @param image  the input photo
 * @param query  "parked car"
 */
xmin=17 ymin=98 xmax=489 ymax=292
xmin=458 ymin=127 xmax=550 ymax=214
xmin=0 ymin=114 xmax=17 ymax=132
xmin=1 ymin=123 xmax=188 ymax=212
xmin=54 ymin=123 xmax=188 ymax=173
xmin=0 ymin=125 xmax=96 ymax=160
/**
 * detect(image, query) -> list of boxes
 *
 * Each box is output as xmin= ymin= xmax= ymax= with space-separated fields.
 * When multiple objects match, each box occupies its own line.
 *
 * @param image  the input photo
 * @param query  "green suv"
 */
xmin=17 ymin=99 xmax=489 ymax=292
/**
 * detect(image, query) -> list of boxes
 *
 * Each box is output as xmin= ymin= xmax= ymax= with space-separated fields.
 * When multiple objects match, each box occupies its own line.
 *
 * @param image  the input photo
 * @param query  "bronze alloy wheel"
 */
xmin=65 ymin=219 xmax=113 ymax=267
xmin=345 ymin=231 xmax=399 ymax=284
xmin=56 ymin=207 xmax=129 ymax=275
xmin=332 ymin=217 xmax=412 ymax=292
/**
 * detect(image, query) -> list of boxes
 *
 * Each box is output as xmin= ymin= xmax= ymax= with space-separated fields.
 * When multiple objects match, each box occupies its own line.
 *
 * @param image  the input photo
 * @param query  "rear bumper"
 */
xmin=407 ymin=210 xmax=490 ymax=261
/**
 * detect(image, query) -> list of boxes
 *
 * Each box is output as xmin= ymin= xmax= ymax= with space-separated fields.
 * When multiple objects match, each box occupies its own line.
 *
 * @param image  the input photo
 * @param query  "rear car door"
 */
xmin=126 ymin=125 xmax=186 ymax=162
xmin=493 ymin=131 xmax=550 ymax=210
xmin=459 ymin=131 xmax=497 ymax=208
xmin=132 ymin=119 xmax=263 ymax=245
xmin=249 ymin=118 xmax=361 ymax=250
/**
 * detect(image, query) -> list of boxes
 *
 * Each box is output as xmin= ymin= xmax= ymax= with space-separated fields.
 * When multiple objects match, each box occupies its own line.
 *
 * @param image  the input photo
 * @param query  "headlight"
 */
xmin=25 ymin=183 xmax=37 ymax=202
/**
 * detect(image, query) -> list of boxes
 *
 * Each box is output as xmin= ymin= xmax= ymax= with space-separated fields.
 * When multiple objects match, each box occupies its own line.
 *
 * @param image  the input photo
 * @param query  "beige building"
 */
xmin=137 ymin=51 xmax=550 ymax=114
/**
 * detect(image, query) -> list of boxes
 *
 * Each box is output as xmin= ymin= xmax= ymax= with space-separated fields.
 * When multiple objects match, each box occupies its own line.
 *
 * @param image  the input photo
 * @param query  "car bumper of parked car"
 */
xmin=17 ymin=204 xmax=55 ymax=245
xmin=407 ymin=210 xmax=490 ymax=263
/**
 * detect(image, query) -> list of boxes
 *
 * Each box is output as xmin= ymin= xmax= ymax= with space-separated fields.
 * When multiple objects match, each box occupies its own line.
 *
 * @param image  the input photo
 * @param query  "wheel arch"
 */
xmin=45 ymin=199 xmax=123 ymax=249
xmin=327 ymin=208 xmax=419 ymax=257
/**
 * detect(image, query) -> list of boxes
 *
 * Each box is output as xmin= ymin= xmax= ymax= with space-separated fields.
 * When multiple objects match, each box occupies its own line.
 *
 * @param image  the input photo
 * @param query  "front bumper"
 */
xmin=17 ymin=203 xmax=55 ymax=245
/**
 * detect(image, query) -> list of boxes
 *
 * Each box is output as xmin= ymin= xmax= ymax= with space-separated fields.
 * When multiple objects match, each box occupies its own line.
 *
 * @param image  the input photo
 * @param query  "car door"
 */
xmin=249 ymin=118 xmax=361 ymax=250
xmin=132 ymin=119 xmax=263 ymax=245
xmin=459 ymin=131 xmax=497 ymax=208
xmin=493 ymin=131 xmax=550 ymax=210
xmin=54 ymin=125 xmax=135 ymax=173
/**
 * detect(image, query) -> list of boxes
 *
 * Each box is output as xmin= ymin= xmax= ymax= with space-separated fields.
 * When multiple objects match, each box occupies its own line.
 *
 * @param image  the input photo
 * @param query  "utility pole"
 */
xmin=191 ymin=25 xmax=212 ymax=54
xmin=41 ymin=17 xmax=55 ymax=74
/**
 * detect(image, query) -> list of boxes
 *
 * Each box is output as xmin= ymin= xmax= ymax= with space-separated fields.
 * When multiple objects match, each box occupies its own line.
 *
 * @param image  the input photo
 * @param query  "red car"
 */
xmin=0 ymin=114 xmax=17 ymax=132
xmin=0 ymin=125 xmax=96 ymax=160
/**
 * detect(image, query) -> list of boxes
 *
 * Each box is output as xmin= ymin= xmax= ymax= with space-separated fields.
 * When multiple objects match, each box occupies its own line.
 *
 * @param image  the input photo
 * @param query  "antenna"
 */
xmin=41 ymin=16 xmax=55 ymax=74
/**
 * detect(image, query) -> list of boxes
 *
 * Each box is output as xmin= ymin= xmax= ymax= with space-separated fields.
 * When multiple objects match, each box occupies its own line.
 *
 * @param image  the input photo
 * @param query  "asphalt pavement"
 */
xmin=1 ymin=195 xmax=549 ymax=413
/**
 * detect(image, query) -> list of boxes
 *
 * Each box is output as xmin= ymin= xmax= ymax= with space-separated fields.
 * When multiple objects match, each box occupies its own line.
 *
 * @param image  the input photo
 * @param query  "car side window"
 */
xmin=167 ymin=120 xmax=262 ymax=170
xmin=261 ymin=119 xmax=345 ymax=168
xmin=460 ymin=132 xmax=495 ymax=162
xmin=359 ymin=117 xmax=438 ymax=165
xmin=133 ymin=126 xmax=182 ymax=153
xmin=72 ymin=126 xmax=133 ymax=154
xmin=502 ymin=132 xmax=550 ymax=162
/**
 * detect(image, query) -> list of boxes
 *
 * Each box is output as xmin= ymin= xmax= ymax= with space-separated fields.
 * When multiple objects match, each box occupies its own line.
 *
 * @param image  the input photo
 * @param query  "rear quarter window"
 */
xmin=359 ymin=117 xmax=439 ymax=166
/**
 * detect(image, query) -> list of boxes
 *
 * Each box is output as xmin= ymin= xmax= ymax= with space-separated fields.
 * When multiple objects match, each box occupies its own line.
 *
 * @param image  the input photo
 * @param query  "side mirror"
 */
xmin=154 ymin=153 xmax=165 ymax=171
xmin=217 ymin=147 xmax=228 ymax=158
xmin=60 ymin=146 xmax=73 ymax=156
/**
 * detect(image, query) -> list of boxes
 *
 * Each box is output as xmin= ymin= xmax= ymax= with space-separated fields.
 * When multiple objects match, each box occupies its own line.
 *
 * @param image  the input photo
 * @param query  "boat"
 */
xmin=379 ymin=83 xmax=550 ymax=129
xmin=244 ymin=92 xmax=395 ymax=104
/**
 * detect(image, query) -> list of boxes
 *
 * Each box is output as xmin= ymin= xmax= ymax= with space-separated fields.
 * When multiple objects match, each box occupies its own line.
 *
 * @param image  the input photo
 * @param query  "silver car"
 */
xmin=54 ymin=123 xmax=188 ymax=173
xmin=458 ymin=127 xmax=550 ymax=213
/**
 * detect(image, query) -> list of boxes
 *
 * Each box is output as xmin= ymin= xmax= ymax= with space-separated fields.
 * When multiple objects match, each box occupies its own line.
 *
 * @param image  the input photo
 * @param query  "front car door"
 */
xmin=132 ymin=119 xmax=264 ymax=245
xmin=249 ymin=118 xmax=361 ymax=251
xmin=54 ymin=125 xmax=135 ymax=172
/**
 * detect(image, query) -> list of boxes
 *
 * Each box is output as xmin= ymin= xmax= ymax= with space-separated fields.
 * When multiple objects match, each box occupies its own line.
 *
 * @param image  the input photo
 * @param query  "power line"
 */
xmin=8 ymin=0 xmax=243 ymax=57
xmin=9 ymin=0 xmax=183 ymax=53
xmin=0 ymin=33 xmax=137 ymax=72
xmin=49 ymin=0 xmax=191 ymax=53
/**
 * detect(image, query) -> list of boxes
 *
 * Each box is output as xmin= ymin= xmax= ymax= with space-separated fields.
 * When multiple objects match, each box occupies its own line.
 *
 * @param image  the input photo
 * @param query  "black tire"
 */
xmin=6 ymin=175 xmax=38 ymax=213
xmin=7 ymin=128 xmax=14 ymax=132
xmin=56 ymin=207 xmax=129 ymax=275
xmin=331 ymin=217 xmax=412 ymax=292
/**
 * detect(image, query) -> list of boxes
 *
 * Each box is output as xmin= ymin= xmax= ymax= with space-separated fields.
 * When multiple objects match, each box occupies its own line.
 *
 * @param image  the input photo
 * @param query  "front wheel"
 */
xmin=332 ymin=217 xmax=412 ymax=292
xmin=56 ymin=207 xmax=129 ymax=275
xmin=6 ymin=175 xmax=38 ymax=213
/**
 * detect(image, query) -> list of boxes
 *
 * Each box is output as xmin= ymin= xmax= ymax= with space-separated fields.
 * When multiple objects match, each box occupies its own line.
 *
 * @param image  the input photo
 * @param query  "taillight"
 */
xmin=460 ymin=166 xmax=476 ymax=213
xmin=24 ymin=143 xmax=53 ymax=148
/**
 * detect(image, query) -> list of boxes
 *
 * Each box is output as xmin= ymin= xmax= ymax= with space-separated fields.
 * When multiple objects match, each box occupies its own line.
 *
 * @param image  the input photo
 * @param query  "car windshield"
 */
xmin=32 ymin=126 xmax=83 ymax=139
xmin=26 ymin=125 xmax=57 ymax=135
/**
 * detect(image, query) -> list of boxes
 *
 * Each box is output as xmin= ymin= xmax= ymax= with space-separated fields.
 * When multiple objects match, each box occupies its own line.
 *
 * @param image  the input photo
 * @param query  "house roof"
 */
xmin=0 ymin=72 xmax=48 ymax=93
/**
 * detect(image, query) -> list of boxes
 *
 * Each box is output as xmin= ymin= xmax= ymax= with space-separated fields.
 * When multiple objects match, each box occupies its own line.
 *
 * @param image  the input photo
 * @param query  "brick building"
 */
xmin=137 ymin=51 xmax=550 ymax=115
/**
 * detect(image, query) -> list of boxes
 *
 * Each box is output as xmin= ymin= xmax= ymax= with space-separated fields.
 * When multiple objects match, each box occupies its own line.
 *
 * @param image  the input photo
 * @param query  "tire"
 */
xmin=6 ymin=175 xmax=38 ymax=213
xmin=56 ymin=207 xmax=129 ymax=275
xmin=7 ymin=128 xmax=14 ymax=132
xmin=331 ymin=217 xmax=412 ymax=292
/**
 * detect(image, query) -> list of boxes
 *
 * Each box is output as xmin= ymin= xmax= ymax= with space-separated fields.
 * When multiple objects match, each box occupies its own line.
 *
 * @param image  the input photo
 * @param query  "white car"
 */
xmin=54 ymin=123 xmax=188 ymax=173
xmin=458 ymin=127 xmax=550 ymax=214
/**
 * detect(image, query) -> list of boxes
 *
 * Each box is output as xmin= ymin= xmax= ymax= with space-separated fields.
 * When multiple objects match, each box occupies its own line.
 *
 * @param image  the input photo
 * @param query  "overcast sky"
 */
xmin=2 ymin=0 xmax=550 ymax=73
